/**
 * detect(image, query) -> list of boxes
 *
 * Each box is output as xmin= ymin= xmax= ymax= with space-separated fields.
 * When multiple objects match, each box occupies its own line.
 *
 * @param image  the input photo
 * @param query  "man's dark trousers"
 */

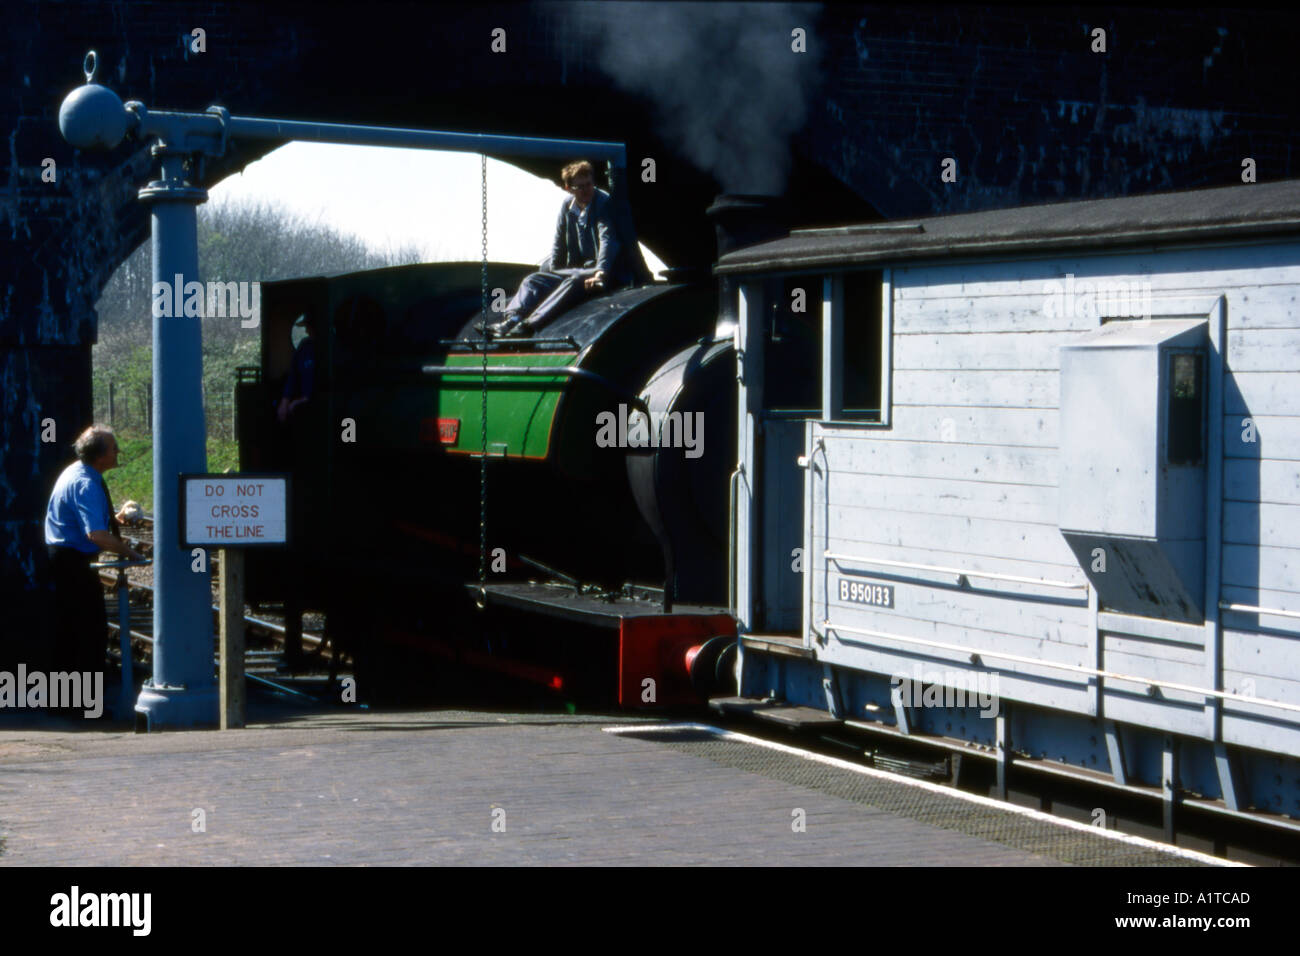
xmin=47 ymin=546 xmax=107 ymax=677
xmin=507 ymin=268 xmax=624 ymax=333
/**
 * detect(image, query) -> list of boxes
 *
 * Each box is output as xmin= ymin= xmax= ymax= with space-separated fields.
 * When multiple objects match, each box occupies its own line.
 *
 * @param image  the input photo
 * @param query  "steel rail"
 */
xmin=98 ymin=573 xmax=325 ymax=646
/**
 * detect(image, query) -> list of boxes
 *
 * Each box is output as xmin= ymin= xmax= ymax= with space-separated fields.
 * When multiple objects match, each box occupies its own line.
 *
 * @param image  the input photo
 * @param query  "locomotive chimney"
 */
xmin=706 ymin=194 xmax=789 ymax=336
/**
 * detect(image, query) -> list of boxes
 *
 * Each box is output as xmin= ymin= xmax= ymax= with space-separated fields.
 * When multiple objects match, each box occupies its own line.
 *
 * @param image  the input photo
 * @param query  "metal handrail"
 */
xmin=1220 ymin=601 xmax=1300 ymax=621
xmin=823 ymin=619 xmax=1300 ymax=716
xmin=803 ymin=438 xmax=827 ymax=643
xmin=727 ymin=462 xmax=743 ymax=614
xmin=440 ymin=336 xmax=579 ymax=351
xmin=825 ymin=550 xmax=1088 ymax=592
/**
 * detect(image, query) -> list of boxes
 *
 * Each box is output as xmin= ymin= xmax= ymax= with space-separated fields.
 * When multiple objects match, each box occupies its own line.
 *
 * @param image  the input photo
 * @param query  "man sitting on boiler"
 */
xmin=489 ymin=160 xmax=643 ymax=337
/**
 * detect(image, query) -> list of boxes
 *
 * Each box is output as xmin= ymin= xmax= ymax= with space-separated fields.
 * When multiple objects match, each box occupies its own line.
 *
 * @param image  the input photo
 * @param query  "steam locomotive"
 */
xmin=234 ymin=198 xmax=781 ymax=706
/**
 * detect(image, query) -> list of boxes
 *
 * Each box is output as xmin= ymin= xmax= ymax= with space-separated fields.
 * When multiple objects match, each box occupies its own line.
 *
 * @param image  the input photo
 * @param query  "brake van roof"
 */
xmin=714 ymin=178 xmax=1300 ymax=276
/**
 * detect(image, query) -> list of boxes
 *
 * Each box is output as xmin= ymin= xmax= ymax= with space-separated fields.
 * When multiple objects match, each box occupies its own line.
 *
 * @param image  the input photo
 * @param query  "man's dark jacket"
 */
xmin=547 ymin=188 xmax=652 ymax=285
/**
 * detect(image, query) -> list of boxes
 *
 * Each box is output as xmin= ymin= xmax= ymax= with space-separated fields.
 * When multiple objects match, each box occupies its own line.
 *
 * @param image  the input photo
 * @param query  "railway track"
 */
xmin=100 ymin=515 xmax=344 ymax=700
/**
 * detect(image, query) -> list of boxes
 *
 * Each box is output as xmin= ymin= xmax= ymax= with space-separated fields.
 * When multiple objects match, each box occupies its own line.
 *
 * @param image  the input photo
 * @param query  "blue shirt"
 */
xmin=45 ymin=461 xmax=112 ymax=554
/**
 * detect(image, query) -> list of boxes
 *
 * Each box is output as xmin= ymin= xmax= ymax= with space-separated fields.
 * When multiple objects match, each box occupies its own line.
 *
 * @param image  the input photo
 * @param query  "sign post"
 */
xmin=219 ymin=548 xmax=245 ymax=729
xmin=181 ymin=474 xmax=289 ymax=729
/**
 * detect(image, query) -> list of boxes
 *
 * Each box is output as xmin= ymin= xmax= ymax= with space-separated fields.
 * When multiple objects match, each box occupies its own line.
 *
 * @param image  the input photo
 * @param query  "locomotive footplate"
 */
xmin=474 ymin=582 xmax=737 ymax=707
xmin=476 ymin=581 xmax=728 ymax=624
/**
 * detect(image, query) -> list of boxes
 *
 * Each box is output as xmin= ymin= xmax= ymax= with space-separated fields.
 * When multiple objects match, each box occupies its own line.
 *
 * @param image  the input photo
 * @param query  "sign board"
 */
xmin=838 ymin=577 xmax=894 ymax=609
xmin=180 ymin=474 xmax=290 ymax=548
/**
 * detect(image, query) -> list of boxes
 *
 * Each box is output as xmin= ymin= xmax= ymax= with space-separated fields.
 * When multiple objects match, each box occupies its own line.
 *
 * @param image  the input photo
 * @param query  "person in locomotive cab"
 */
xmin=277 ymin=312 xmax=317 ymax=424
xmin=488 ymin=160 xmax=643 ymax=337
xmin=44 ymin=426 xmax=144 ymax=685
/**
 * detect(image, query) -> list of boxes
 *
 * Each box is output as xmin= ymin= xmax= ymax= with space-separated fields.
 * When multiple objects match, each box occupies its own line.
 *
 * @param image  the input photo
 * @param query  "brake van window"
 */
xmin=840 ymin=270 xmax=884 ymax=422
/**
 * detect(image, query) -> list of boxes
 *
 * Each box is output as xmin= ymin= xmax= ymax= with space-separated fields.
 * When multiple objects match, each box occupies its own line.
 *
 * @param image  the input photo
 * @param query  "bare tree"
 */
xmin=93 ymin=198 xmax=423 ymax=435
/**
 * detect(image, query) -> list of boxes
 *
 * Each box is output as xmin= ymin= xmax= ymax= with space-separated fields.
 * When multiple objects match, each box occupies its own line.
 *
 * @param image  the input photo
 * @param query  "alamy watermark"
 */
xmin=1042 ymin=273 xmax=1152 ymax=322
xmin=152 ymin=274 xmax=260 ymax=327
xmin=50 ymin=886 xmax=151 ymax=936
xmin=0 ymin=665 xmax=103 ymax=718
xmin=595 ymin=404 xmax=704 ymax=459
xmin=891 ymin=664 xmax=999 ymax=719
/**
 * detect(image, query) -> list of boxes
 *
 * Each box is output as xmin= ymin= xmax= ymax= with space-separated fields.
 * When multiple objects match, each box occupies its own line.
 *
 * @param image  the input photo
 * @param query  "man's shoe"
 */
xmin=486 ymin=313 xmax=523 ymax=337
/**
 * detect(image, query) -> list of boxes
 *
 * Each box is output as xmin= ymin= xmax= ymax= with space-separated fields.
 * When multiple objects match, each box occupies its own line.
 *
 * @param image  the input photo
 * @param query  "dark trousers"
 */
xmin=506 ymin=270 xmax=567 ymax=319
xmin=47 ymin=546 xmax=107 ymax=676
xmin=506 ymin=268 xmax=622 ymax=332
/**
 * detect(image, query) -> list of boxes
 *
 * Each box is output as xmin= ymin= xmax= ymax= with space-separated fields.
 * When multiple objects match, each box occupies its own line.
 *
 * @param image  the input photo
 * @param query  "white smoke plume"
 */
xmin=580 ymin=2 xmax=824 ymax=195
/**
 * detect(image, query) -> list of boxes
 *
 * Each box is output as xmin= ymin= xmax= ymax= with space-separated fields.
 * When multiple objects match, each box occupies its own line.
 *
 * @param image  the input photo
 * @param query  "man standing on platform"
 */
xmin=44 ymin=425 xmax=143 ymax=680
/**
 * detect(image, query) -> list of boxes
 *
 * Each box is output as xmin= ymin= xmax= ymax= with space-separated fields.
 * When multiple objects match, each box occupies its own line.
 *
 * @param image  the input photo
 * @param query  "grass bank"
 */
xmin=105 ymin=430 xmax=240 ymax=514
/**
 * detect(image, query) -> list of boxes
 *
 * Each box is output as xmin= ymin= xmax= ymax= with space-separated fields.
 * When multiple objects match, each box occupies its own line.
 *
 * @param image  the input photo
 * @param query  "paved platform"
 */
xmin=0 ymin=709 xmax=1210 ymax=866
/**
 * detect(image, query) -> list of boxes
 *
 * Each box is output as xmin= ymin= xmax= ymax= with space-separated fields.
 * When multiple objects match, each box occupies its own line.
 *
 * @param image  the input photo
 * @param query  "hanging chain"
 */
xmin=477 ymin=154 xmax=489 ymax=609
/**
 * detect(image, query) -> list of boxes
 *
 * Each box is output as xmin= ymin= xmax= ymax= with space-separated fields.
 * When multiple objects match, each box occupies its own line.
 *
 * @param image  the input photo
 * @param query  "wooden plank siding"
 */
xmin=1222 ymin=415 xmax=1300 ymax=462
xmin=1224 ymin=460 xmax=1300 ymax=504
xmin=821 ymin=471 xmax=1059 ymax=523
xmin=891 ymin=244 xmax=1300 ymax=301
xmin=803 ymin=241 xmax=1300 ymax=748
xmin=1222 ymin=502 xmax=1300 ymax=547
xmin=820 ymin=520 xmax=1080 ymax=578
xmin=894 ymin=332 xmax=1064 ymax=371
xmin=1226 ymin=372 xmax=1300 ymax=416
xmin=1227 ymin=327 xmax=1300 ymax=372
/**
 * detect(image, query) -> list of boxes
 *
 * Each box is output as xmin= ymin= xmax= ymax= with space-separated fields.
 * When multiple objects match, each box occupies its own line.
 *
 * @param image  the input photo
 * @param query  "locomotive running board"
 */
xmin=477 ymin=582 xmax=728 ymax=626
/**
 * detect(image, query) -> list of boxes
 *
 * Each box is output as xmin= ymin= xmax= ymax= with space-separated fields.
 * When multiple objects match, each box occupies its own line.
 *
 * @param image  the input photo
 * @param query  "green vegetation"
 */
xmin=91 ymin=198 xmax=420 ymax=506
xmin=104 ymin=430 xmax=240 ymax=513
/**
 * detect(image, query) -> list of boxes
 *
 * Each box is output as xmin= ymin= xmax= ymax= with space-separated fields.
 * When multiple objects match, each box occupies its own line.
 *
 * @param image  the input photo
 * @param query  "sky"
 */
xmin=207 ymin=141 xmax=668 ymax=273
